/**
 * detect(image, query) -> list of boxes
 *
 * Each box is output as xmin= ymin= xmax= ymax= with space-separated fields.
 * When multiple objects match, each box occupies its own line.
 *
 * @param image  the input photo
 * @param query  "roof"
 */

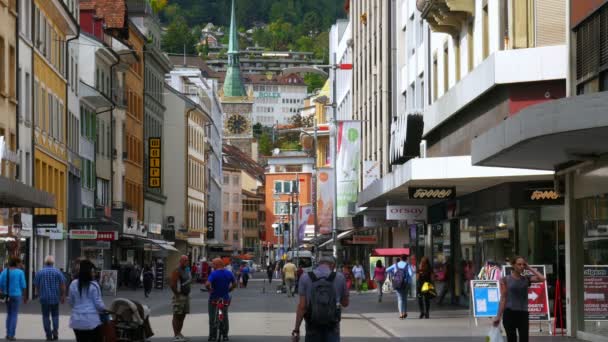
xmin=81 ymin=0 xmax=127 ymax=29
xmin=223 ymin=0 xmax=247 ymax=97
xmin=222 ymin=144 xmax=265 ymax=181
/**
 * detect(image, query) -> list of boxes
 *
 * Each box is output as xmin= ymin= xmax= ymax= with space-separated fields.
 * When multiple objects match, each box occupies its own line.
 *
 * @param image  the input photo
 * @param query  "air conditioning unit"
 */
xmin=167 ymin=216 xmax=175 ymax=224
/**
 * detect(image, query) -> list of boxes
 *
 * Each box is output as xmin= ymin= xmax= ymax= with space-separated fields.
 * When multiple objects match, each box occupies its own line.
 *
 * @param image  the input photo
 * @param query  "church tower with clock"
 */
xmin=220 ymin=0 xmax=254 ymax=156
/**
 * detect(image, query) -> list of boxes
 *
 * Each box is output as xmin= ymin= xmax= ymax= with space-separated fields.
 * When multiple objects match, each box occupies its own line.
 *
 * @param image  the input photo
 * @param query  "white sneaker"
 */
xmin=173 ymin=335 xmax=189 ymax=342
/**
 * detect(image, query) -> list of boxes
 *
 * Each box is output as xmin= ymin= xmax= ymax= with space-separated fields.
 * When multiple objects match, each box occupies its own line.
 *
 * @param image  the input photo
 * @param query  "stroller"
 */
xmin=109 ymin=298 xmax=154 ymax=342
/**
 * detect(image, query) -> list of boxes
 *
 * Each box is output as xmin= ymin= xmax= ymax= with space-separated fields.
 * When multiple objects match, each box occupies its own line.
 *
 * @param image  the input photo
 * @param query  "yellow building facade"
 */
xmin=124 ymin=22 xmax=145 ymax=221
xmin=32 ymin=1 xmax=77 ymax=226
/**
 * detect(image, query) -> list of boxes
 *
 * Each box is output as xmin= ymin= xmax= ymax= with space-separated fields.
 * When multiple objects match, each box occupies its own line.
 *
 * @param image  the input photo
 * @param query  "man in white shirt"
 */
xmin=351 ymin=262 xmax=365 ymax=294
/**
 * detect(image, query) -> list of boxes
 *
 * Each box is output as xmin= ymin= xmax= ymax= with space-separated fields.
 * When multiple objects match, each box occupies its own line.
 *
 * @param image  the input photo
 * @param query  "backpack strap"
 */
xmin=326 ymin=272 xmax=336 ymax=282
xmin=309 ymin=271 xmax=335 ymax=282
xmin=308 ymin=271 xmax=318 ymax=282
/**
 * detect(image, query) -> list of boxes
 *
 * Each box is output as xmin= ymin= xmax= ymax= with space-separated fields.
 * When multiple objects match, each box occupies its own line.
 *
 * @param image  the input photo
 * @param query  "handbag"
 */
xmin=0 ymin=268 xmax=10 ymax=303
xmin=421 ymin=281 xmax=437 ymax=298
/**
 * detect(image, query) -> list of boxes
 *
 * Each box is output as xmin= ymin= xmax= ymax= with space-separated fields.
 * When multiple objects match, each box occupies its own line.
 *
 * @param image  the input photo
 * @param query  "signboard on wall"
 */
xmin=148 ymin=137 xmax=161 ymax=188
xmin=471 ymin=280 xmax=501 ymax=318
xmin=386 ymin=205 xmax=427 ymax=221
xmin=206 ymin=211 xmax=215 ymax=239
xmin=584 ymin=265 xmax=608 ymax=321
xmin=352 ymin=234 xmax=378 ymax=244
xmin=503 ymin=265 xmax=550 ymax=321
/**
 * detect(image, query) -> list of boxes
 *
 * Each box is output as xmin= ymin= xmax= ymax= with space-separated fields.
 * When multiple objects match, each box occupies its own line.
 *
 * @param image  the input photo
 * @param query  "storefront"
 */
xmin=427 ymin=182 xmax=565 ymax=307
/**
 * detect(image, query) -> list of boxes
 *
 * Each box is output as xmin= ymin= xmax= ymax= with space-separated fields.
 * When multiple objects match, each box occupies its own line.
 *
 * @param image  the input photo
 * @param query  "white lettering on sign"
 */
xmin=412 ymin=188 xmax=453 ymax=199
xmin=386 ymin=205 xmax=427 ymax=221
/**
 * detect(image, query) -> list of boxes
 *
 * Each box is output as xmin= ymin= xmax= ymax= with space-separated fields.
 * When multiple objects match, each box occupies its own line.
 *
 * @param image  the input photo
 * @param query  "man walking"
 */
xmin=170 ymin=255 xmax=192 ymax=342
xmin=292 ymin=256 xmax=349 ymax=341
xmin=283 ymin=259 xmax=297 ymax=297
xmin=206 ymin=258 xmax=237 ymax=341
xmin=34 ymin=255 xmax=66 ymax=341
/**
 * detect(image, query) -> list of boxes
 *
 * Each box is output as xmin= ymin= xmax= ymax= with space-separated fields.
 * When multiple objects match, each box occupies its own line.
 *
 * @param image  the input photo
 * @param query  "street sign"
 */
xmin=471 ymin=280 xmax=501 ymax=318
xmin=503 ymin=265 xmax=550 ymax=321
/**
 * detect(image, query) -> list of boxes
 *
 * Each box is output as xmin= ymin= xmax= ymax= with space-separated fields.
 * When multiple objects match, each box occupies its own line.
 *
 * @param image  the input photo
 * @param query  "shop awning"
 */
xmin=0 ymin=176 xmax=55 ymax=208
xmin=122 ymin=234 xmax=179 ymax=252
xmin=472 ymin=91 xmax=608 ymax=170
xmin=318 ymin=230 xmax=354 ymax=248
xmin=372 ymin=248 xmax=410 ymax=257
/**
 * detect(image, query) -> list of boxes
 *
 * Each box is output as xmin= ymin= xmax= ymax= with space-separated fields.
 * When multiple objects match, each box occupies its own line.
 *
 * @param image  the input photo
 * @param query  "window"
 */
xmin=274 ymin=180 xmax=292 ymax=193
xmin=9 ymin=46 xmax=15 ymax=98
xmin=482 ymin=5 xmax=489 ymax=59
xmin=232 ymin=175 xmax=239 ymax=185
xmin=24 ymin=72 xmax=31 ymax=121
xmin=223 ymin=211 xmax=229 ymax=224
xmin=232 ymin=193 xmax=240 ymax=203
xmin=233 ymin=230 xmax=239 ymax=242
xmin=455 ymin=39 xmax=461 ymax=82
xmin=467 ymin=21 xmax=474 ymax=72
xmin=0 ymin=36 xmax=5 ymax=95
xmin=232 ymin=212 xmax=239 ymax=224
xmin=274 ymin=201 xmax=289 ymax=215
xmin=432 ymin=56 xmax=438 ymax=101
xmin=224 ymin=230 xmax=229 ymax=242
xmin=443 ymin=44 xmax=449 ymax=93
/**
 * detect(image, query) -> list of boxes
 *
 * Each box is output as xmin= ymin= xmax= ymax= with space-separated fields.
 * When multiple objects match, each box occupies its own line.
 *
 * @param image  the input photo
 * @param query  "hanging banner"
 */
xmin=471 ymin=280 xmax=501 ymax=317
xmin=317 ymin=168 xmax=334 ymax=235
xmin=298 ymin=204 xmax=313 ymax=244
xmin=362 ymin=160 xmax=380 ymax=189
xmin=584 ymin=265 xmax=608 ymax=321
xmin=336 ymin=121 xmax=361 ymax=218
xmin=386 ymin=205 xmax=427 ymax=221
xmin=503 ymin=265 xmax=550 ymax=321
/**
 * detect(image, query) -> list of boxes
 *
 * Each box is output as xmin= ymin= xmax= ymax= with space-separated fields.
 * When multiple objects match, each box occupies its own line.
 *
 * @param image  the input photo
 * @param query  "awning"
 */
xmin=472 ymin=91 xmax=608 ymax=170
xmin=372 ymin=248 xmax=410 ymax=257
xmin=79 ymin=81 xmax=113 ymax=111
xmin=122 ymin=234 xmax=179 ymax=252
xmin=0 ymin=176 xmax=55 ymax=208
xmin=318 ymin=230 xmax=354 ymax=248
xmin=69 ymin=217 xmax=121 ymax=228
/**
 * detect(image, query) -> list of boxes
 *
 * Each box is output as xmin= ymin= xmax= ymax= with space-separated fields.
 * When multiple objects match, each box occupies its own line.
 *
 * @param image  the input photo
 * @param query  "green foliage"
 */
xmin=288 ymin=114 xmax=314 ymax=128
xmin=161 ymin=16 xmax=200 ymax=54
xmin=279 ymin=140 xmax=301 ymax=151
xmin=304 ymin=74 xmax=327 ymax=93
xmin=258 ymin=132 xmax=273 ymax=156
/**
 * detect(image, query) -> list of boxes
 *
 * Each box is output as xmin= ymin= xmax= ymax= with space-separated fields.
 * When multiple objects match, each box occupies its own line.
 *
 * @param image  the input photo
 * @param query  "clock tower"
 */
xmin=220 ymin=0 xmax=254 ymax=156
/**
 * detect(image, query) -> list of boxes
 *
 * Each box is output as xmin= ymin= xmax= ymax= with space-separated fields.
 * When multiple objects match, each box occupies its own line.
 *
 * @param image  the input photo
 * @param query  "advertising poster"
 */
xmin=584 ymin=265 xmax=608 ymax=321
xmin=471 ymin=280 xmax=501 ymax=317
xmin=336 ymin=121 xmax=361 ymax=218
xmin=297 ymin=205 xmax=313 ymax=244
xmin=317 ymin=168 xmax=334 ymax=235
xmin=503 ymin=265 xmax=550 ymax=321
xmin=100 ymin=270 xmax=117 ymax=296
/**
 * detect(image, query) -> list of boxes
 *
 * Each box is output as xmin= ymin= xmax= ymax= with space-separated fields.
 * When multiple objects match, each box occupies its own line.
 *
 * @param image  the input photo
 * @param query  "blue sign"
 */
xmin=471 ymin=280 xmax=501 ymax=318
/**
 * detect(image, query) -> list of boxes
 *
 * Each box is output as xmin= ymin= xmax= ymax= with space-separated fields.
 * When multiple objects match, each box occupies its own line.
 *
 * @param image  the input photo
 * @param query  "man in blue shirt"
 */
xmin=206 ymin=258 xmax=237 ymax=342
xmin=34 ymin=255 xmax=66 ymax=341
xmin=0 ymin=257 xmax=27 ymax=341
xmin=386 ymin=255 xmax=414 ymax=319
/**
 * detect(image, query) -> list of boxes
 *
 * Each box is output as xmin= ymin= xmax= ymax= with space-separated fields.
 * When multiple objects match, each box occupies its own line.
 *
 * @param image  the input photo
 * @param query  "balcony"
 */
xmin=417 ymin=0 xmax=474 ymax=37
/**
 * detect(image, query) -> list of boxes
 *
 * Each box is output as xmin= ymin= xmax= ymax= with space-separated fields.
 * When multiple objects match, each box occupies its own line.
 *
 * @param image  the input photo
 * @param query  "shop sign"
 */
xmin=34 ymin=214 xmax=57 ymax=237
xmin=69 ymin=229 xmax=98 ymax=240
xmin=362 ymin=160 xmax=380 ymax=189
xmin=409 ymin=187 xmax=456 ymax=200
xmin=206 ymin=211 xmax=215 ymax=239
xmin=81 ymin=240 xmax=111 ymax=250
xmin=352 ymin=234 xmax=378 ymax=244
xmin=96 ymin=231 xmax=118 ymax=241
xmin=526 ymin=189 xmax=562 ymax=201
xmin=148 ymin=223 xmax=162 ymax=235
xmin=583 ymin=265 xmax=608 ymax=321
xmin=20 ymin=213 xmax=33 ymax=237
xmin=0 ymin=225 xmax=8 ymax=235
xmin=148 ymin=137 xmax=161 ymax=188
xmin=586 ymin=220 xmax=608 ymax=238
xmin=471 ymin=280 xmax=501 ymax=318
xmin=503 ymin=265 xmax=550 ymax=321
xmin=364 ymin=213 xmax=386 ymax=227
xmin=386 ymin=205 xmax=426 ymax=221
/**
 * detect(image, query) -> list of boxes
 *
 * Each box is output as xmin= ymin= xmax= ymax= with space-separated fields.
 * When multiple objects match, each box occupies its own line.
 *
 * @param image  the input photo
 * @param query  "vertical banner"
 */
xmin=336 ymin=121 xmax=361 ymax=217
xmin=317 ymin=168 xmax=334 ymax=235
xmin=298 ymin=205 xmax=313 ymax=244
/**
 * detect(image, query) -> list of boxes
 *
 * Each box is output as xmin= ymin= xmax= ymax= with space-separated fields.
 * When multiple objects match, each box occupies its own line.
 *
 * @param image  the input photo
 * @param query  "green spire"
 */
xmin=223 ymin=0 xmax=247 ymax=97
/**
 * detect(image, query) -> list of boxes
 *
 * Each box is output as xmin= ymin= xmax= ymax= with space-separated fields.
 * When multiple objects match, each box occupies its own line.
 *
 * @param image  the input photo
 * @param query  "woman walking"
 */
xmin=0 ymin=257 xmax=27 ymax=341
xmin=68 ymin=259 xmax=107 ymax=342
xmin=352 ymin=262 xmax=365 ymax=293
xmin=373 ymin=260 xmax=386 ymax=302
xmin=142 ymin=265 xmax=154 ymax=298
xmin=494 ymin=256 xmax=545 ymax=342
xmin=417 ymin=256 xmax=433 ymax=319
xmin=266 ymin=262 xmax=274 ymax=284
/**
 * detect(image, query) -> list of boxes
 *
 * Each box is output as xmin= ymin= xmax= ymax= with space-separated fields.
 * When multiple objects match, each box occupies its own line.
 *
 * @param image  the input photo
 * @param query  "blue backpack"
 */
xmin=392 ymin=263 xmax=411 ymax=290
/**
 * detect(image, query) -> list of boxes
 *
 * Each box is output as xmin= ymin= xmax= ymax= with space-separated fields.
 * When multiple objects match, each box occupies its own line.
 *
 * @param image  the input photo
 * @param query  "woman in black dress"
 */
xmin=417 ymin=256 xmax=433 ymax=319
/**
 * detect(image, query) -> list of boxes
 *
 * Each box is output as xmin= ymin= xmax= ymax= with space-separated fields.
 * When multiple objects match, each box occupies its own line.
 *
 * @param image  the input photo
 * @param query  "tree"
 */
xmin=304 ymin=73 xmax=327 ymax=93
xmin=288 ymin=113 xmax=314 ymax=128
xmin=258 ymin=132 xmax=273 ymax=156
xmin=162 ymin=16 xmax=199 ymax=54
xmin=302 ymin=11 xmax=321 ymax=37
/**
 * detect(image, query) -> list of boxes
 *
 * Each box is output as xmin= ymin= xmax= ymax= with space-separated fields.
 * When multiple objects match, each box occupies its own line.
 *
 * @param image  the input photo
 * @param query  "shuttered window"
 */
xmin=576 ymin=4 xmax=608 ymax=83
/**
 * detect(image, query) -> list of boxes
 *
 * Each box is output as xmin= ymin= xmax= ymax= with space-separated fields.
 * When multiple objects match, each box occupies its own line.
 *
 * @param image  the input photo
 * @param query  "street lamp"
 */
xmin=283 ymin=59 xmax=353 ymax=264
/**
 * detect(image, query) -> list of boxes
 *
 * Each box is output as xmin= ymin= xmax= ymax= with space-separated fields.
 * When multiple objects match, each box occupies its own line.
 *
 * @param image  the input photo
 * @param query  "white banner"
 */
xmin=336 ymin=121 xmax=361 ymax=217
xmin=364 ymin=213 xmax=386 ymax=227
xmin=386 ymin=205 xmax=427 ymax=221
xmin=363 ymin=160 xmax=380 ymax=189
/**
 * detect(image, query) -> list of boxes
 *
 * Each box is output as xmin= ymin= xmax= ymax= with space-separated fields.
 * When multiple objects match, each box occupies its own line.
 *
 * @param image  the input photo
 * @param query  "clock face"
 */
xmin=227 ymin=114 xmax=248 ymax=134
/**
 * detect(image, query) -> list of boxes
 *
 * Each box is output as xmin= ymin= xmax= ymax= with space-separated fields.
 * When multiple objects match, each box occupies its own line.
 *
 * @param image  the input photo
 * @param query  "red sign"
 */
xmin=96 ymin=231 xmax=118 ymax=241
xmin=584 ymin=265 xmax=608 ymax=320
xmin=352 ymin=235 xmax=378 ymax=244
xmin=503 ymin=265 xmax=550 ymax=321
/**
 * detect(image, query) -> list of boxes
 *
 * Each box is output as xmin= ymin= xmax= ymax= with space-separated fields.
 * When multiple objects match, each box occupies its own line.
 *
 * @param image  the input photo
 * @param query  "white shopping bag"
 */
xmin=382 ymin=278 xmax=393 ymax=293
xmin=486 ymin=326 xmax=504 ymax=342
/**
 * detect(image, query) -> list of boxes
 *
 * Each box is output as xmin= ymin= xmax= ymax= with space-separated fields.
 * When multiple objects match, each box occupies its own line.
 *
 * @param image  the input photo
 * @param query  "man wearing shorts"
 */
xmin=170 ymin=255 xmax=192 ymax=342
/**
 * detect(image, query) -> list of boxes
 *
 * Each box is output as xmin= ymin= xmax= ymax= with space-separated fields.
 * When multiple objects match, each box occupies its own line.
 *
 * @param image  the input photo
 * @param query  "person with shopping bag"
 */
xmin=417 ymin=256 xmax=435 ymax=319
xmin=493 ymin=256 xmax=545 ymax=342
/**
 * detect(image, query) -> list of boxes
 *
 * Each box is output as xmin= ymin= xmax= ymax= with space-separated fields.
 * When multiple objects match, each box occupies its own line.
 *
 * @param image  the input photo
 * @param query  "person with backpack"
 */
xmin=292 ymin=256 xmax=349 ymax=342
xmin=386 ymin=255 xmax=413 ymax=319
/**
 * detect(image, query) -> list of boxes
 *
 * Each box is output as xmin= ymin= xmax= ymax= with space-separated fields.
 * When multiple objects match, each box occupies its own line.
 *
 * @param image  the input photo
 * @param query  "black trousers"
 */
xmin=208 ymin=300 xmax=229 ymax=337
xmin=242 ymin=274 xmax=249 ymax=287
xmin=73 ymin=326 xmax=102 ymax=342
xmin=503 ymin=309 xmax=529 ymax=342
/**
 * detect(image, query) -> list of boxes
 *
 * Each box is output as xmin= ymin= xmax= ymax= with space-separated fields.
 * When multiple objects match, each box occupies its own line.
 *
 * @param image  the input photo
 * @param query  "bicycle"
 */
xmin=210 ymin=298 xmax=230 ymax=341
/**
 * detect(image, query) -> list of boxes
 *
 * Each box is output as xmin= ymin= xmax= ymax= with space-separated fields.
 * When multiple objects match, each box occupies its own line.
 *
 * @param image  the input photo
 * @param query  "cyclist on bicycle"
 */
xmin=205 ymin=258 xmax=237 ymax=342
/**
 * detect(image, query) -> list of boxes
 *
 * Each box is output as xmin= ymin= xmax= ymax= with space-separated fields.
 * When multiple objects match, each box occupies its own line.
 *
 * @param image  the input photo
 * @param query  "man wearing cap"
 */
xmin=292 ymin=256 xmax=349 ymax=342
xmin=170 ymin=255 xmax=192 ymax=342
xmin=205 ymin=258 xmax=237 ymax=341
